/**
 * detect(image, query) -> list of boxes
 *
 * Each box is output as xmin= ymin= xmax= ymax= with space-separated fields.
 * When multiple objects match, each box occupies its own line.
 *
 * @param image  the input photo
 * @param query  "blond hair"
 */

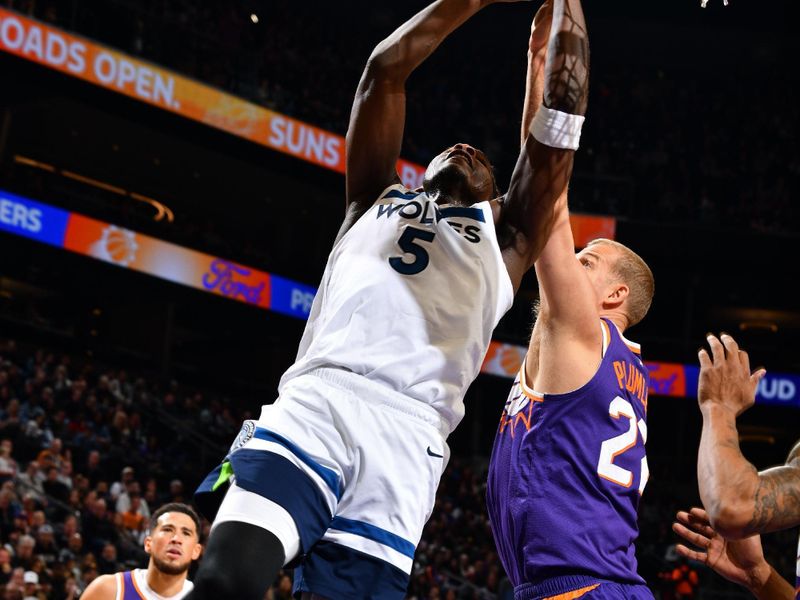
xmin=587 ymin=238 xmax=654 ymax=327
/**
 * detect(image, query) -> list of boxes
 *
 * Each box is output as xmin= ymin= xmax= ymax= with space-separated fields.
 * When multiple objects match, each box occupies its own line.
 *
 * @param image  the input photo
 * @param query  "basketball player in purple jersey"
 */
xmin=80 ymin=503 xmax=202 ymax=600
xmin=485 ymin=1 xmax=657 ymax=598
xmin=671 ymin=332 xmax=799 ymax=599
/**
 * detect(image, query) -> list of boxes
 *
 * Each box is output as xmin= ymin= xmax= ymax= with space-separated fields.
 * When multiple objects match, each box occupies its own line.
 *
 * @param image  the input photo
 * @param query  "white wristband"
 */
xmin=529 ymin=105 xmax=585 ymax=150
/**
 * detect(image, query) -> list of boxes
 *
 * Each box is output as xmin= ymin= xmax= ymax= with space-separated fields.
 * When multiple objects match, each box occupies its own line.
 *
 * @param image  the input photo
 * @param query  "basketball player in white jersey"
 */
xmin=81 ymin=503 xmax=202 ymax=600
xmin=188 ymin=0 xmax=589 ymax=597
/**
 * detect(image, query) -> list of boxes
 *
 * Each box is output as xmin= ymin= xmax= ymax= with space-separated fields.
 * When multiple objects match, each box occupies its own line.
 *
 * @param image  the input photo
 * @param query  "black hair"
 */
xmin=148 ymin=502 xmax=201 ymax=536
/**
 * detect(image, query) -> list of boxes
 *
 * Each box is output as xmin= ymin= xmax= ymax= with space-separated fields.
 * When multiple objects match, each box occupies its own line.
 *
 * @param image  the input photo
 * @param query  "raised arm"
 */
xmin=345 ymin=0 xmax=508 ymax=219
xmin=697 ymin=334 xmax=800 ymax=539
xmin=500 ymin=0 xmax=589 ymax=290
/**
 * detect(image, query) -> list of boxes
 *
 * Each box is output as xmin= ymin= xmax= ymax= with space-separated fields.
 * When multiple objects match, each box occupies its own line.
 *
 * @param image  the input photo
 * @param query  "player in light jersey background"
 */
xmin=485 ymin=0 xmax=657 ymax=598
xmin=188 ymin=0 xmax=591 ymax=597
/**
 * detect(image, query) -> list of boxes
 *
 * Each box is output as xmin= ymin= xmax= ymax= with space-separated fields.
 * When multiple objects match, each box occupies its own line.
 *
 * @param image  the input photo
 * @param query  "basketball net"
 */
xmin=700 ymin=0 xmax=729 ymax=6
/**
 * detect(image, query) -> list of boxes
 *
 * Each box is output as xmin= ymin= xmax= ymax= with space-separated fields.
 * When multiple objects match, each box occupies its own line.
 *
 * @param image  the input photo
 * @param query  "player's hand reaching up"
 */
xmin=697 ymin=333 xmax=765 ymax=417
xmin=673 ymin=507 xmax=769 ymax=589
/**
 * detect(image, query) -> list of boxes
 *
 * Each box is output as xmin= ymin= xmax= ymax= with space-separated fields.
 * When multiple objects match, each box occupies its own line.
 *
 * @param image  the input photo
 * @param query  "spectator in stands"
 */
xmin=21 ymin=570 xmax=39 ymax=599
xmin=119 ymin=492 xmax=147 ymax=545
xmin=31 ymin=525 xmax=57 ymax=569
xmin=57 ymin=531 xmax=83 ymax=568
xmin=10 ymin=536 xmax=35 ymax=571
xmin=166 ymin=480 xmax=185 ymax=505
xmin=0 ymin=547 xmax=12 ymax=586
xmin=81 ymin=498 xmax=118 ymax=555
xmin=0 ymin=492 xmax=20 ymax=541
xmin=42 ymin=467 xmax=69 ymax=505
xmin=13 ymin=465 xmax=43 ymax=508
xmin=96 ymin=543 xmax=121 ymax=575
xmin=0 ymin=400 xmax=22 ymax=442
xmin=83 ymin=451 xmax=105 ymax=489
xmin=36 ymin=438 xmax=68 ymax=473
xmin=116 ymin=480 xmax=150 ymax=519
xmin=108 ymin=467 xmax=135 ymax=504
xmin=0 ymin=442 xmax=18 ymax=485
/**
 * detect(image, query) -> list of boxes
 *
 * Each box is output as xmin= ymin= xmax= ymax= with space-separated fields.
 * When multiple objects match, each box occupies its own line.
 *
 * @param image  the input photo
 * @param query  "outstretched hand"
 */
xmin=697 ymin=333 xmax=765 ymax=417
xmin=673 ymin=507 xmax=769 ymax=589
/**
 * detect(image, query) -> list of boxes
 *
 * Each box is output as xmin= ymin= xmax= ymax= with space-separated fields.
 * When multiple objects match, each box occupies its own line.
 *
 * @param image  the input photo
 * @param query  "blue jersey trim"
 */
xmin=293 ymin=540 xmax=410 ymax=598
xmin=253 ymin=428 xmax=342 ymax=499
xmin=225 ymin=450 xmax=333 ymax=553
xmin=439 ymin=206 xmax=486 ymax=222
xmin=382 ymin=189 xmax=420 ymax=200
xmin=330 ymin=516 xmax=416 ymax=558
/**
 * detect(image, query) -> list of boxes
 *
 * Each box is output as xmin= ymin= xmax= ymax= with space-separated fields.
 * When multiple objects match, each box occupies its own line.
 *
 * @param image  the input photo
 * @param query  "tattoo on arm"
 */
xmin=746 ymin=441 xmax=800 ymax=535
xmin=545 ymin=1 xmax=589 ymax=115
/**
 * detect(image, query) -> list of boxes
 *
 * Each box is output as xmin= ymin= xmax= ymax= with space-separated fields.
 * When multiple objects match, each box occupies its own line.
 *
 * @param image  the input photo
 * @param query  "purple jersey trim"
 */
xmin=121 ymin=571 xmax=145 ymax=600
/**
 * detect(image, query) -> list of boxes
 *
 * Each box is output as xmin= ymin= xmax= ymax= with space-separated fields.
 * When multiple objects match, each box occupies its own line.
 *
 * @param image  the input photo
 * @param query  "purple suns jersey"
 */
xmin=486 ymin=318 xmax=650 ymax=589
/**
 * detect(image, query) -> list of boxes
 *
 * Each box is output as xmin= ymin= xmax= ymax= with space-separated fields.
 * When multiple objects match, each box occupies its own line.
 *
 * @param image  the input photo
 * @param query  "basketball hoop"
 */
xmin=700 ymin=0 xmax=729 ymax=6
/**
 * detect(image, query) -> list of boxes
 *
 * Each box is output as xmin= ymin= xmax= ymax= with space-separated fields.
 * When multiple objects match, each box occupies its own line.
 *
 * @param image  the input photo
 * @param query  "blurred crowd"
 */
xmin=6 ymin=0 xmax=798 ymax=235
xmin=0 ymin=334 xmax=796 ymax=598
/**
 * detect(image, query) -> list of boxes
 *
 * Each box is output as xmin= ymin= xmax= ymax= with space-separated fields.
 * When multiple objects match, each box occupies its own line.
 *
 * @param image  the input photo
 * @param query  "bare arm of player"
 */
xmin=79 ymin=574 xmax=118 ymax=600
xmin=344 ymin=0 xmax=525 ymax=225
xmin=672 ymin=507 xmax=795 ymax=600
xmin=520 ymin=1 xmax=552 ymax=146
xmin=499 ymin=0 xmax=588 ymax=290
xmin=515 ymin=0 xmax=599 ymax=392
xmin=697 ymin=334 xmax=800 ymax=538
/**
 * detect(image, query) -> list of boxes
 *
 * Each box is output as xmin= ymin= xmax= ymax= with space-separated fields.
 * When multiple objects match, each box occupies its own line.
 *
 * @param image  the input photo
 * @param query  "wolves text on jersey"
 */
xmin=376 ymin=199 xmax=482 ymax=244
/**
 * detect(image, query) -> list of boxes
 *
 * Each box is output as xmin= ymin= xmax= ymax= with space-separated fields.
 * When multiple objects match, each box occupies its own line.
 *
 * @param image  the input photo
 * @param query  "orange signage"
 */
xmin=0 ymin=9 xmax=614 ymax=240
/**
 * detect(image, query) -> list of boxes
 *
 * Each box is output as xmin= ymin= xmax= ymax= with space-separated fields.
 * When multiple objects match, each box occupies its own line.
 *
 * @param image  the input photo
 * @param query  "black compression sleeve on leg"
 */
xmin=185 ymin=521 xmax=286 ymax=600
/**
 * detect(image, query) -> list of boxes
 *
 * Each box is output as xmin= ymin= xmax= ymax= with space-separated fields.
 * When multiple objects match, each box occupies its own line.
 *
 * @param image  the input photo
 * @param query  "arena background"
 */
xmin=0 ymin=0 xmax=797 ymax=598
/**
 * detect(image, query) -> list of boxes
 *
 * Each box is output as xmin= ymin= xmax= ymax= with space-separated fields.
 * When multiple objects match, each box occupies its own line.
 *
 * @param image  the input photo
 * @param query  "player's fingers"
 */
xmin=672 ymin=522 xmax=711 ymax=548
xmin=751 ymin=367 xmax=767 ymax=387
xmin=676 ymin=510 xmax=691 ymax=522
xmin=685 ymin=508 xmax=718 ymax=537
xmin=706 ymin=333 xmax=725 ymax=364
xmin=698 ymin=347 xmax=711 ymax=369
xmin=719 ymin=333 xmax=740 ymax=361
xmin=688 ymin=507 xmax=711 ymax=522
xmin=676 ymin=544 xmax=707 ymax=563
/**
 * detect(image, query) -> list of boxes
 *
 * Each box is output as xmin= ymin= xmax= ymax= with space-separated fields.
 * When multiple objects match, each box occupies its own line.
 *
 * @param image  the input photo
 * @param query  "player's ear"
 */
xmin=143 ymin=535 xmax=152 ymax=554
xmin=191 ymin=543 xmax=203 ymax=561
xmin=605 ymin=282 xmax=629 ymax=307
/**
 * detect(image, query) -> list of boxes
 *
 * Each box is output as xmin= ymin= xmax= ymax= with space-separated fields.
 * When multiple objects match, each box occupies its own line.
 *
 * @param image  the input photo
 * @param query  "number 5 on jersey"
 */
xmin=597 ymin=396 xmax=649 ymax=495
xmin=390 ymin=227 xmax=436 ymax=275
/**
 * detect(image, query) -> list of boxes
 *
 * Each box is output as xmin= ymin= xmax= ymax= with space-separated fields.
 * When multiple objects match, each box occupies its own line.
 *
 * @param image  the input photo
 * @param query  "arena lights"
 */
xmin=14 ymin=155 xmax=174 ymax=223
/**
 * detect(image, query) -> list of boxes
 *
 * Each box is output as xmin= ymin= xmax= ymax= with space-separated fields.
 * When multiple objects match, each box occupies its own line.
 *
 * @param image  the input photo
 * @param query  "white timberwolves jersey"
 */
xmin=280 ymin=184 xmax=514 ymax=433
